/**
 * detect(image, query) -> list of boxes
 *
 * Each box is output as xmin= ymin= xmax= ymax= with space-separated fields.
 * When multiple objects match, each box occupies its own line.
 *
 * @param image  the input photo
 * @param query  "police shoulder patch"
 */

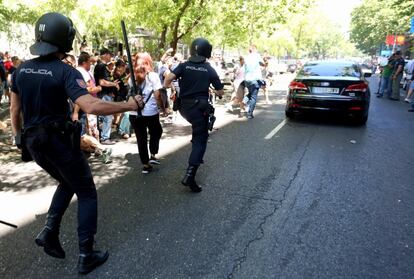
xmin=76 ymin=79 xmax=87 ymax=88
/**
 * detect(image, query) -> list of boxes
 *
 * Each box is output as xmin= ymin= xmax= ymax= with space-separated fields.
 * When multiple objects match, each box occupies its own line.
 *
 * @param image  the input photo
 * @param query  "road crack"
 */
xmin=227 ymin=137 xmax=313 ymax=279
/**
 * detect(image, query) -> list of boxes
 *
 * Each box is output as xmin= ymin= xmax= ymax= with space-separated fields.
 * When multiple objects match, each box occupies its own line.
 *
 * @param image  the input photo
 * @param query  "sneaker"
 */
xmin=247 ymin=114 xmax=254 ymax=119
xmin=149 ymin=156 xmax=160 ymax=165
xmin=142 ymin=164 xmax=153 ymax=174
xmin=100 ymin=149 xmax=112 ymax=164
xmin=376 ymin=94 xmax=383 ymax=98
xmin=103 ymin=148 xmax=112 ymax=156
xmin=101 ymin=153 xmax=112 ymax=164
xmin=224 ymin=103 xmax=233 ymax=112
xmin=121 ymin=134 xmax=130 ymax=139
xmin=101 ymin=139 xmax=115 ymax=145
xmin=404 ymin=98 xmax=411 ymax=103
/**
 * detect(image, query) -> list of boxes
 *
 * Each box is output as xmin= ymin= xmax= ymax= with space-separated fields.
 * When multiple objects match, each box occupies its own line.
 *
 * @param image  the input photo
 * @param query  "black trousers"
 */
xmin=179 ymin=98 xmax=209 ymax=166
xmin=129 ymin=114 xmax=163 ymax=165
xmin=25 ymin=131 xmax=97 ymax=244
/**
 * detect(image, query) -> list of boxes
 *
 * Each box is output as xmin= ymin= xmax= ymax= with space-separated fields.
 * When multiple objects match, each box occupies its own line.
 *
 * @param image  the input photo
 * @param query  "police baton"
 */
xmin=121 ymin=20 xmax=142 ymax=116
xmin=0 ymin=220 xmax=18 ymax=228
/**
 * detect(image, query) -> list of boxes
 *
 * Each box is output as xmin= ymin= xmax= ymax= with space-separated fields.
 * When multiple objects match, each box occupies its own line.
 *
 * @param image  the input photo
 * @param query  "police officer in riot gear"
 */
xmin=10 ymin=12 xmax=143 ymax=274
xmin=164 ymin=38 xmax=224 ymax=192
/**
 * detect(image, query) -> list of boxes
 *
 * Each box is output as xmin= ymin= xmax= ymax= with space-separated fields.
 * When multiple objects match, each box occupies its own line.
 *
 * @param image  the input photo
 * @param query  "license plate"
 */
xmin=312 ymin=87 xmax=340 ymax=94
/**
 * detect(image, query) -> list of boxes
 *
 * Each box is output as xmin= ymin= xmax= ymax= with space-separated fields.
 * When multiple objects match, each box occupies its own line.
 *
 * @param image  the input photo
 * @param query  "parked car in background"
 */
xmin=285 ymin=60 xmax=371 ymax=125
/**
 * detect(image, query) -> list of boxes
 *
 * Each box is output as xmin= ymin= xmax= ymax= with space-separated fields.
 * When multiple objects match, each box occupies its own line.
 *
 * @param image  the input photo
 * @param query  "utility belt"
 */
xmin=22 ymin=121 xmax=82 ymax=157
xmin=25 ymin=121 xmax=80 ymax=135
xmin=179 ymin=98 xmax=216 ymax=131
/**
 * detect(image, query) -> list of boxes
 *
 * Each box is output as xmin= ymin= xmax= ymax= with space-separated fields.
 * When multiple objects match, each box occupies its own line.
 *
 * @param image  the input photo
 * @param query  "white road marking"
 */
xmin=265 ymin=119 xmax=287 ymax=140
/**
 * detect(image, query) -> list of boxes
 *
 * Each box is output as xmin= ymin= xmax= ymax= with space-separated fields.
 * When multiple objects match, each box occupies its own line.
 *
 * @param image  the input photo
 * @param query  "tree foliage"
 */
xmin=350 ymin=0 xmax=414 ymax=55
xmin=3 ymin=0 xmax=361 ymax=59
xmin=0 ymin=0 xmax=38 ymax=31
xmin=254 ymin=2 xmax=358 ymax=59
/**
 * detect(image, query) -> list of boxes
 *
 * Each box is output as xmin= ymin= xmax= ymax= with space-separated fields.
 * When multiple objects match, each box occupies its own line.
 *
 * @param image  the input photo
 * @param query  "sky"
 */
xmin=317 ymin=0 xmax=362 ymax=34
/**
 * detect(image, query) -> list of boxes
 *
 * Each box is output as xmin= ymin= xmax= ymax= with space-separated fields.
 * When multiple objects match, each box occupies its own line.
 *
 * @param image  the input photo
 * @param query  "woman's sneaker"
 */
xmin=142 ymin=164 xmax=153 ymax=174
xmin=149 ymin=156 xmax=160 ymax=165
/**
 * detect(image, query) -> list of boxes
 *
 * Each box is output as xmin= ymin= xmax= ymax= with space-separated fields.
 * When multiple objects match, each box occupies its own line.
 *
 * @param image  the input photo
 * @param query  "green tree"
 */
xmin=0 ymin=0 xmax=38 ymax=30
xmin=350 ymin=0 xmax=413 ymax=55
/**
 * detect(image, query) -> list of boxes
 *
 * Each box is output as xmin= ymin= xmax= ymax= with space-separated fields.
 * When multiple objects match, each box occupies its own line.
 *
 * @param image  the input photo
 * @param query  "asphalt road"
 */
xmin=1 ymin=74 xmax=413 ymax=279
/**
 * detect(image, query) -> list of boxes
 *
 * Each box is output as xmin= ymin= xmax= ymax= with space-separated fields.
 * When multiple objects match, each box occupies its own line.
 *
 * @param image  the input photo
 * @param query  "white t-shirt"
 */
xmin=129 ymin=72 xmax=162 ymax=116
xmin=76 ymin=66 xmax=92 ymax=83
xmin=244 ymin=52 xmax=263 ymax=81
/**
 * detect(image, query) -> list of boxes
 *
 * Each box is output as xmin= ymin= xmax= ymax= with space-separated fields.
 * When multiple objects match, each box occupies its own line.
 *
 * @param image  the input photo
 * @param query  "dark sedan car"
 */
xmin=285 ymin=60 xmax=371 ymax=124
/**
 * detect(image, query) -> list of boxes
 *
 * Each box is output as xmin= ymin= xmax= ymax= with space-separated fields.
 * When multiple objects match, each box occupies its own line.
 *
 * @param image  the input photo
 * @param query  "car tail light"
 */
xmin=349 ymin=106 xmax=363 ymax=111
xmin=344 ymin=83 xmax=368 ymax=92
xmin=289 ymin=81 xmax=308 ymax=91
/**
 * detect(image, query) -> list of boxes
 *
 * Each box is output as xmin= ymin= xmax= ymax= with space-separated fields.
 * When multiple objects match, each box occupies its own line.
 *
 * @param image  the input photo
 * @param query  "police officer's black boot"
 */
xmin=181 ymin=165 xmax=202 ymax=192
xmin=35 ymin=214 xmax=65 ymax=259
xmin=77 ymin=237 xmax=109 ymax=275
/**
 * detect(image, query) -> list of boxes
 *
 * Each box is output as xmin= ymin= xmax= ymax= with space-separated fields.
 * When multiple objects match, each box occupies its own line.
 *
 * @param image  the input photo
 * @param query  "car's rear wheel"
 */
xmin=353 ymin=114 xmax=368 ymax=125
xmin=285 ymin=110 xmax=295 ymax=119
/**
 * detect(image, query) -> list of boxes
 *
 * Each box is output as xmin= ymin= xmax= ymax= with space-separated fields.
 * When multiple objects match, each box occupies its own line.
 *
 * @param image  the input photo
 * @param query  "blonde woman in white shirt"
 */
xmin=129 ymin=53 xmax=167 ymax=174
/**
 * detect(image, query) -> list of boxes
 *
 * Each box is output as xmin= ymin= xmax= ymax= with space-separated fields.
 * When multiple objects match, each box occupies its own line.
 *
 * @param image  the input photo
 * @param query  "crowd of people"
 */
xmin=8 ymin=12 xmax=227 ymax=274
xmin=2 ymin=40 xmax=274 ymax=169
xmin=0 ymin=52 xmax=23 ymax=106
xmin=376 ymin=50 xmax=414 ymax=112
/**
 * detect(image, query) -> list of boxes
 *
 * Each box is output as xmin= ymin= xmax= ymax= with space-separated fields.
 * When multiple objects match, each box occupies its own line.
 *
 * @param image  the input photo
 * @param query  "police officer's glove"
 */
xmin=14 ymin=133 xmax=22 ymax=149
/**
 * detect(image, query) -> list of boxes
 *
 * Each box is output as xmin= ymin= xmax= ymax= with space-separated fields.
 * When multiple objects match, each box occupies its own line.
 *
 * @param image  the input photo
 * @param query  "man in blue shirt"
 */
xmin=10 ymin=12 xmax=143 ymax=274
xmin=243 ymin=44 xmax=264 ymax=119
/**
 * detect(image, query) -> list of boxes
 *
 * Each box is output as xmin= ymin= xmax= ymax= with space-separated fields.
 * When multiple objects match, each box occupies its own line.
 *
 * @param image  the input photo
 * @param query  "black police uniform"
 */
xmin=11 ymin=55 xmax=98 ymax=248
xmin=173 ymin=61 xmax=223 ymax=166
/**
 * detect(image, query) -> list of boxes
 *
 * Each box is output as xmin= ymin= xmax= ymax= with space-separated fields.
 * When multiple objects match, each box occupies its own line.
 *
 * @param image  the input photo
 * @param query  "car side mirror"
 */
xmin=363 ymin=72 xmax=372 ymax=78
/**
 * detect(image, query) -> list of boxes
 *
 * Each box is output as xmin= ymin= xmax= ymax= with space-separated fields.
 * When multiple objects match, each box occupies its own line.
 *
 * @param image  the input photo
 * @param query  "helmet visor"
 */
xmin=30 ymin=41 xmax=59 ymax=56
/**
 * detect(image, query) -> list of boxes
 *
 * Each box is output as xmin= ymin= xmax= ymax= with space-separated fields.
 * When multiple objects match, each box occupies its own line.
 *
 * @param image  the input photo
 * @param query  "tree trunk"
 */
xmin=157 ymin=25 xmax=168 ymax=59
xmin=170 ymin=38 xmax=179 ymax=52
xmin=168 ymin=0 xmax=205 ymax=54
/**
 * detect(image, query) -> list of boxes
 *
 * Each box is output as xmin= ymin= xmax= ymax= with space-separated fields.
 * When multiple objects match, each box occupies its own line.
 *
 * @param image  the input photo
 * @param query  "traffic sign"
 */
xmin=386 ymin=35 xmax=405 ymax=45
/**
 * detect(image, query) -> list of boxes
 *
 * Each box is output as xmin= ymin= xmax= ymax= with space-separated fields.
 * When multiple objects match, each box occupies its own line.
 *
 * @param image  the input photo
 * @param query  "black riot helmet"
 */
xmin=30 ymin=12 xmax=76 ymax=56
xmin=188 ymin=38 xmax=212 ymax=63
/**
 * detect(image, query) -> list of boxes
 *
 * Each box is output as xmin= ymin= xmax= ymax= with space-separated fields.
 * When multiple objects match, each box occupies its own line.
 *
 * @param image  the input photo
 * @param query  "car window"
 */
xmin=298 ymin=62 xmax=361 ymax=77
